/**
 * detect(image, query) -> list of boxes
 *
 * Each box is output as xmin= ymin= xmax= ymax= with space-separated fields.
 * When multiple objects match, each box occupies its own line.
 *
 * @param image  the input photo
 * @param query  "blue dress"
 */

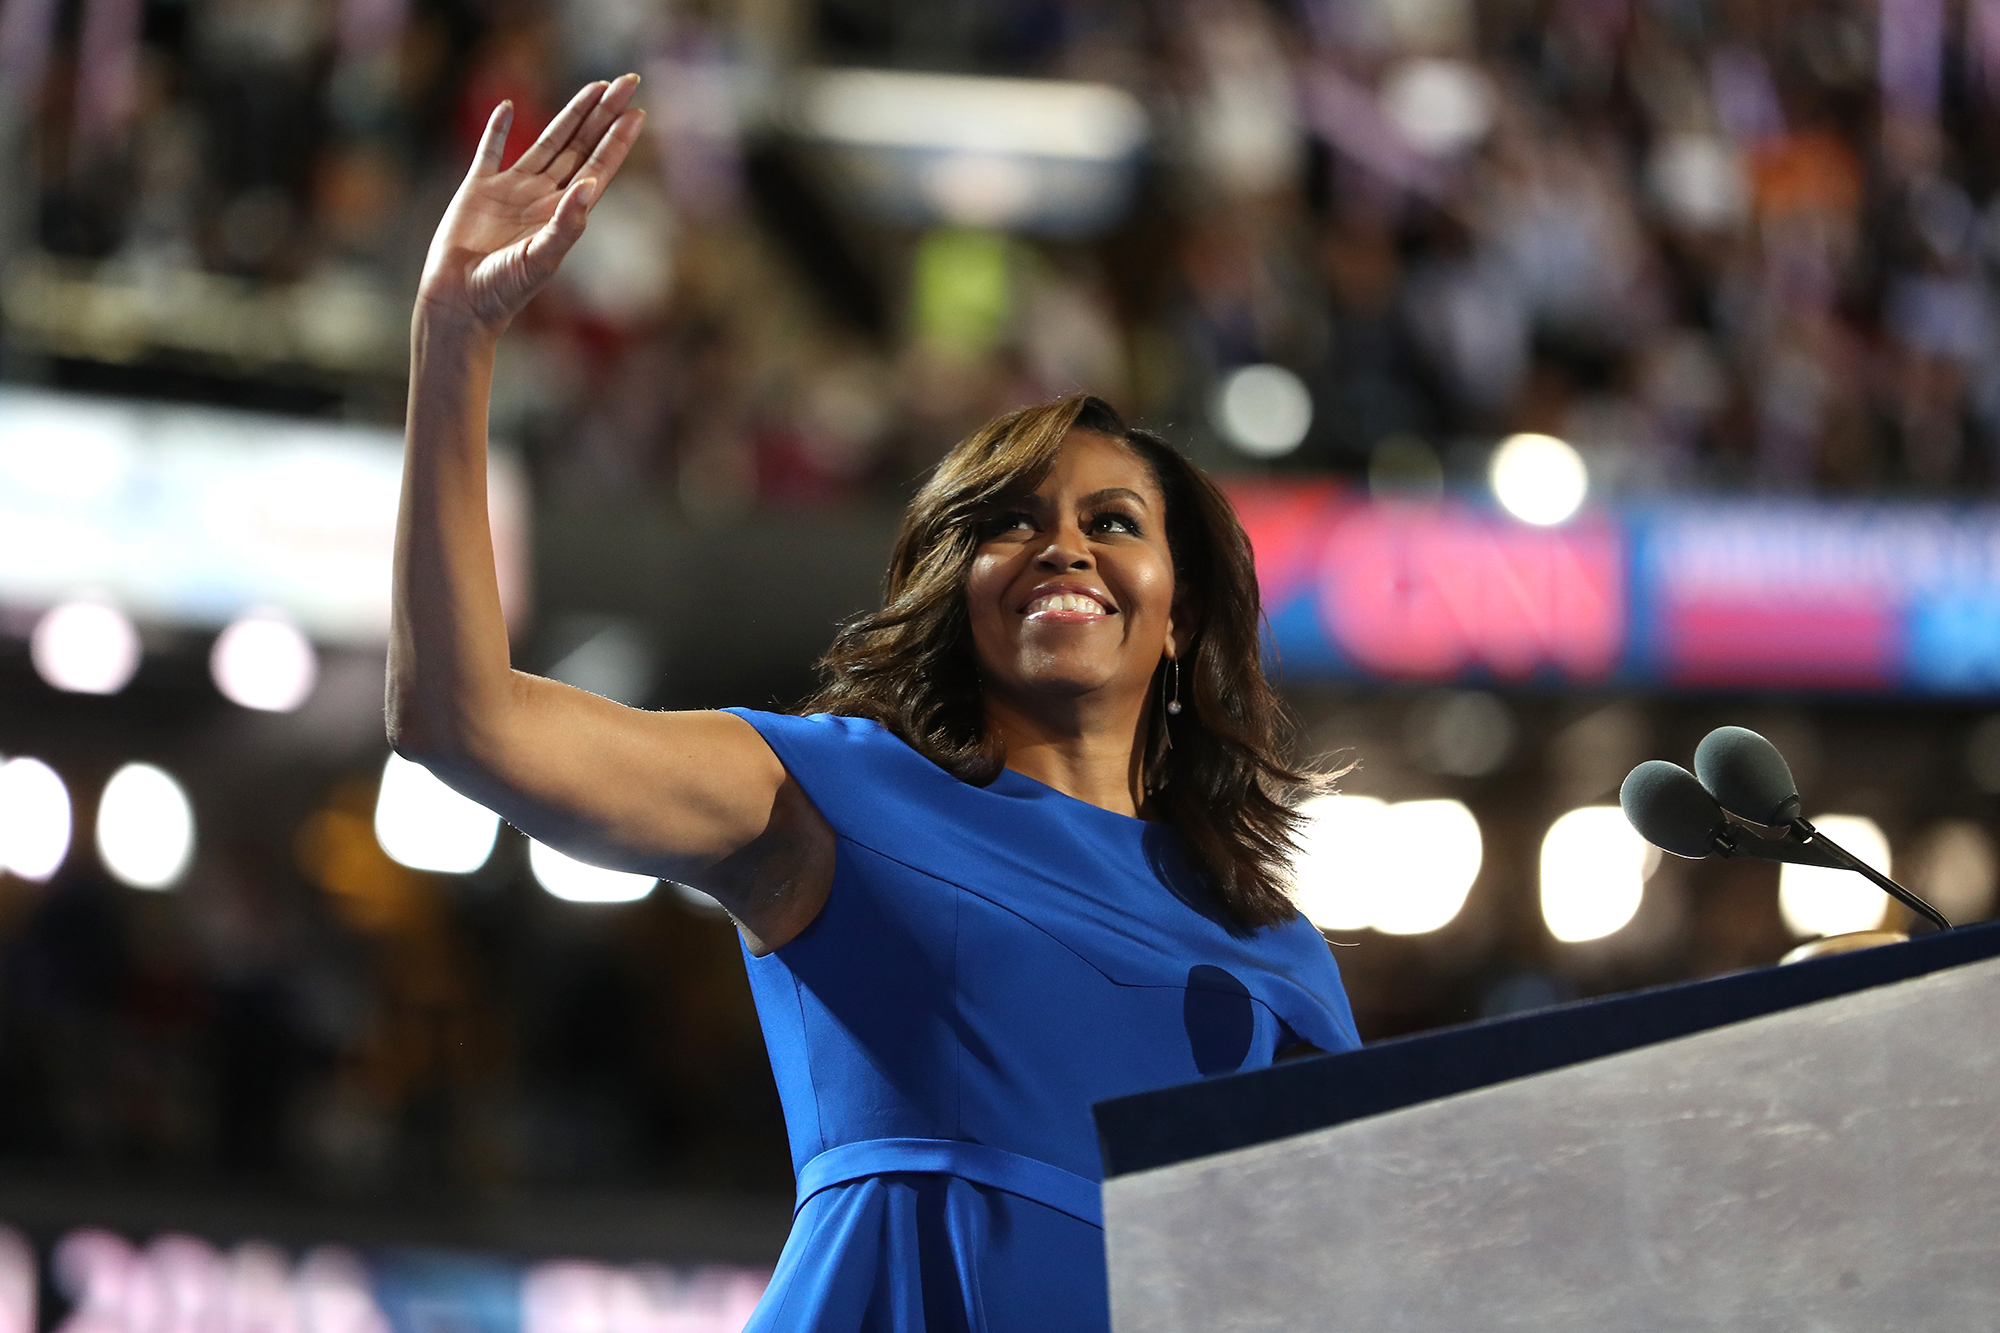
xmin=726 ymin=709 xmax=1361 ymax=1332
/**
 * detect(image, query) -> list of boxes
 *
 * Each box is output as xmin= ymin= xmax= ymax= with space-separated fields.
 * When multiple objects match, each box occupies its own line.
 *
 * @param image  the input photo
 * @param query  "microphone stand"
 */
xmin=1789 ymin=818 xmax=1952 ymax=934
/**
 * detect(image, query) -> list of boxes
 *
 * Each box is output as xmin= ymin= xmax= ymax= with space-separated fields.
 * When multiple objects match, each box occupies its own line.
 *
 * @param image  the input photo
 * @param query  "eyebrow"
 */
xmin=1078 ymin=486 xmax=1153 ymax=510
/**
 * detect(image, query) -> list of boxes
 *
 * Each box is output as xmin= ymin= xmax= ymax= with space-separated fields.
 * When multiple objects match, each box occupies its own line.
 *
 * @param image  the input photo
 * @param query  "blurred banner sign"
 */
xmin=0 ymin=389 xmax=528 ymax=644
xmin=1232 ymin=481 xmax=2000 ymax=696
xmin=0 ymin=1222 xmax=764 ymax=1333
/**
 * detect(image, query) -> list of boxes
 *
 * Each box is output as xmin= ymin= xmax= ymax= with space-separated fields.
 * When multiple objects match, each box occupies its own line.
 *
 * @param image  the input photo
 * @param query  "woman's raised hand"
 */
xmin=416 ymin=75 xmax=646 ymax=333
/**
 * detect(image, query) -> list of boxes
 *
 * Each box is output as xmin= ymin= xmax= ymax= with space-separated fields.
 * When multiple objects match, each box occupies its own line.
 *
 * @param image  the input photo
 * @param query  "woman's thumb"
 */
xmin=524 ymin=177 xmax=598 ymax=275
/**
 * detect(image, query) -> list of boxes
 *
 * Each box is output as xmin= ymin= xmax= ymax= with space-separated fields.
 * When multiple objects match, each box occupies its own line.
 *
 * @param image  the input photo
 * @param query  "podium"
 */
xmin=1093 ymin=921 xmax=2000 ymax=1330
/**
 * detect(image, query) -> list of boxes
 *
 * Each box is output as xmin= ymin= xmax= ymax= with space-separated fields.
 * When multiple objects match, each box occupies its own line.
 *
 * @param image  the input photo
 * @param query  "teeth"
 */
xmin=1028 ymin=593 xmax=1107 ymax=615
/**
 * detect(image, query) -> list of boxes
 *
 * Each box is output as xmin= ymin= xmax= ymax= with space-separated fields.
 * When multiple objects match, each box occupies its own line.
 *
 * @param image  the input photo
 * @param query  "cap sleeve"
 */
xmin=1262 ymin=918 xmax=1363 ymax=1054
xmin=722 ymin=708 xmax=959 ymax=845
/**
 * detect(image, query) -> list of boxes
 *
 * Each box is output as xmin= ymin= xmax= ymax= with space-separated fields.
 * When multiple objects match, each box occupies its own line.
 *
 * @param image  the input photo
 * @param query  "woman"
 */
xmin=390 ymin=75 xmax=1360 ymax=1331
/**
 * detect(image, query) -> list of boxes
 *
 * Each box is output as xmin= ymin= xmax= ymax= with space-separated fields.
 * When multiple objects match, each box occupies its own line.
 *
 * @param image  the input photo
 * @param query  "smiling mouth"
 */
xmin=1022 ymin=590 xmax=1115 ymax=621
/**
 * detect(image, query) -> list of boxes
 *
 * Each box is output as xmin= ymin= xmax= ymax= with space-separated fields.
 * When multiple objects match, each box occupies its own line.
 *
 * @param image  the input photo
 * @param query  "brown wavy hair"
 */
xmin=800 ymin=393 xmax=1317 ymax=930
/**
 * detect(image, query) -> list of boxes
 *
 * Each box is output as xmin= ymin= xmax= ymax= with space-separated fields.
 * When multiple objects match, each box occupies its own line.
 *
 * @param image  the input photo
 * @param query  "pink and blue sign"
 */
xmin=1230 ymin=481 xmax=2000 ymax=695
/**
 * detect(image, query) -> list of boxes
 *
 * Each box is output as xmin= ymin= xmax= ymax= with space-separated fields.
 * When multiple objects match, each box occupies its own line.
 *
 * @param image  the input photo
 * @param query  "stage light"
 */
xmin=1908 ymin=819 xmax=1997 ymax=923
xmin=1291 ymin=795 xmax=1388 ymax=932
xmin=373 ymin=754 xmax=500 ymax=874
xmin=1380 ymin=58 xmax=1495 ymax=158
xmin=95 ymin=763 xmax=195 ymax=890
xmin=1540 ymin=805 xmax=1657 ymax=943
xmin=1214 ymin=364 xmax=1313 ymax=459
xmin=1292 ymin=796 xmax=1481 ymax=934
xmin=212 ymin=613 xmax=318 ymax=712
xmin=800 ymin=68 xmax=1147 ymax=163
xmin=528 ymin=839 xmax=655 ymax=904
xmin=1371 ymin=799 xmax=1482 ymax=935
xmin=0 ymin=758 xmax=71 ymax=881
xmin=1648 ymin=133 xmax=1748 ymax=231
xmin=30 ymin=601 xmax=140 ymax=695
xmin=1780 ymin=814 xmax=1891 ymax=938
xmin=1490 ymin=433 xmax=1588 ymax=526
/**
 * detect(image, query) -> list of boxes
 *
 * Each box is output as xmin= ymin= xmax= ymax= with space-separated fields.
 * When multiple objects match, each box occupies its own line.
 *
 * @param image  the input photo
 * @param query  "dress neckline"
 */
xmin=988 ymin=765 xmax=1156 ymax=828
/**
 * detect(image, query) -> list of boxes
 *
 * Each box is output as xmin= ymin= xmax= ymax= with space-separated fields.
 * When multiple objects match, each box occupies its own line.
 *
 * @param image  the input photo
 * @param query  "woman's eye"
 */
xmin=1092 ymin=512 xmax=1141 ymax=535
xmin=983 ymin=510 xmax=1036 ymax=536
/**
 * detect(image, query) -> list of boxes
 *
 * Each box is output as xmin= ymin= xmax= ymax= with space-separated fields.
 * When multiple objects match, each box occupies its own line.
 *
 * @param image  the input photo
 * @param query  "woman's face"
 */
xmin=965 ymin=429 xmax=1180 ymax=714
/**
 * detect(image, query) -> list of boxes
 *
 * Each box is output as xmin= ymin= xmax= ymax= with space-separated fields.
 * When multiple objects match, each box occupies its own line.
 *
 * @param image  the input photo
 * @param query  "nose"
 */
xmin=1035 ymin=519 xmax=1093 ymax=571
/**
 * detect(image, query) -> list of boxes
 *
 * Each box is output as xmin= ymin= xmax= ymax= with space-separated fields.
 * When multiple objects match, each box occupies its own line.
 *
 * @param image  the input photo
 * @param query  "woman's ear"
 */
xmin=1166 ymin=595 xmax=1197 ymax=660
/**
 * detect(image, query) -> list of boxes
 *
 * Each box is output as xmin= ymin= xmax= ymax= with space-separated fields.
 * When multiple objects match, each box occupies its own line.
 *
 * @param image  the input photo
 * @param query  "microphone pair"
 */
xmin=1619 ymin=728 xmax=1951 ymax=934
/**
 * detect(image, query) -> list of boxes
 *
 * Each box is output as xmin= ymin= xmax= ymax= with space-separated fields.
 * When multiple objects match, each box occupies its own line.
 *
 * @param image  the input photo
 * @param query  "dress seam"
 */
xmin=830 ymin=834 xmax=1304 ymax=1028
xmin=791 ymin=967 xmax=827 ymax=1156
xmin=762 ymin=1185 xmax=825 ymax=1329
xmin=952 ymin=879 xmax=964 ymax=1140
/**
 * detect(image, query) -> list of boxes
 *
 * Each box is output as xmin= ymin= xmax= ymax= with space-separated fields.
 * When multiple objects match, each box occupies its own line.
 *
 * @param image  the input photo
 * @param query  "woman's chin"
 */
xmin=1001 ymin=665 xmax=1135 ymax=705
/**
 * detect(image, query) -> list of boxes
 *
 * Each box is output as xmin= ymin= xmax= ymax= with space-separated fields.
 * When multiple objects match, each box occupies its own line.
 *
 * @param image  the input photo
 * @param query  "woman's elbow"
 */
xmin=383 ymin=687 xmax=460 ymax=767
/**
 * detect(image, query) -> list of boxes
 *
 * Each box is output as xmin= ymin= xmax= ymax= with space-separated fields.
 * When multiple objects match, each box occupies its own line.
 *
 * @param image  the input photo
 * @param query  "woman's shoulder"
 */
xmin=724 ymin=707 xmax=920 ymax=761
xmin=723 ymin=707 xmax=956 ymax=835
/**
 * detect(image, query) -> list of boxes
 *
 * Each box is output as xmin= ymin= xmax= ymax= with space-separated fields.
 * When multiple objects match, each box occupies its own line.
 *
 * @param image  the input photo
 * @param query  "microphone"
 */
xmin=1622 ymin=731 xmax=1953 ymax=933
xmin=1693 ymin=726 xmax=1802 ymax=827
xmin=1687 ymin=726 xmax=1950 ymax=932
xmin=1618 ymin=761 xmax=1732 ymax=858
xmin=1619 ymin=760 xmax=1845 ymax=870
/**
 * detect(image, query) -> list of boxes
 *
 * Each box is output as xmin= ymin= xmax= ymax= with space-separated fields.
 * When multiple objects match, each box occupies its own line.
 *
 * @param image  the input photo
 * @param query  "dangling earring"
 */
xmin=1166 ymin=657 xmax=1182 ymax=715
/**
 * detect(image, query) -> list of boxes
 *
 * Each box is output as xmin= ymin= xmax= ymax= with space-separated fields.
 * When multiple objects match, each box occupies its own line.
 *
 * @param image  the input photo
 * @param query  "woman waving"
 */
xmin=391 ymin=75 xmax=1359 ymax=1333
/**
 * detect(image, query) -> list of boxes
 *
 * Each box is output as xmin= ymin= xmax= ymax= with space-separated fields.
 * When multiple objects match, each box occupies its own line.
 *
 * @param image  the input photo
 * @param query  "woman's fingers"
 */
xmin=550 ymin=72 xmax=642 ymax=186
xmin=470 ymin=101 xmax=514 ymax=178
xmin=573 ymin=107 xmax=646 ymax=192
xmin=514 ymin=81 xmax=610 ymax=177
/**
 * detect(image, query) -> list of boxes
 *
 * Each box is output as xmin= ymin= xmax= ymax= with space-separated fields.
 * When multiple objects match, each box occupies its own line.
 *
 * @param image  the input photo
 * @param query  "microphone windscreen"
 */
xmin=1693 ymin=726 xmax=1800 ymax=826
xmin=1620 ymin=761 xmax=1726 ymax=858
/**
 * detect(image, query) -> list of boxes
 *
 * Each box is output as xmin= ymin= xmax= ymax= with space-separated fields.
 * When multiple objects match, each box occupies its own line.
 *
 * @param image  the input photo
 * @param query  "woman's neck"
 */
xmin=985 ymin=690 xmax=1152 ymax=818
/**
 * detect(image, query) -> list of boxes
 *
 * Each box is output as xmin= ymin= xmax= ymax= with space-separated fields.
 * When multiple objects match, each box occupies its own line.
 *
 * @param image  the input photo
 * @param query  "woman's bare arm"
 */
xmin=387 ymin=76 xmax=831 ymax=951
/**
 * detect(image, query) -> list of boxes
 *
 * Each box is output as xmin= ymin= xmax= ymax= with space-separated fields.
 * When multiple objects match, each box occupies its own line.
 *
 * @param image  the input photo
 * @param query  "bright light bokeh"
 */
xmin=1214 ymin=364 xmax=1313 ymax=459
xmin=802 ymin=68 xmax=1148 ymax=162
xmin=1490 ymin=432 xmax=1589 ymax=526
xmin=373 ymin=753 xmax=500 ymax=874
xmin=1780 ymin=814 xmax=1892 ymax=938
xmin=1291 ymin=795 xmax=1388 ymax=932
xmin=1540 ymin=805 xmax=1657 ymax=943
xmin=1294 ymin=796 xmax=1482 ymax=935
xmin=1910 ymin=819 xmax=1998 ymax=923
xmin=96 ymin=763 xmax=196 ymax=890
xmin=528 ymin=840 xmax=655 ymax=905
xmin=211 ymin=613 xmax=319 ymax=712
xmin=1373 ymin=800 xmax=1483 ymax=935
xmin=30 ymin=601 xmax=141 ymax=695
xmin=1380 ymin=58 xmax=1496 ymax=158
xmin=0 ymin=758 xmax=72 ymax=881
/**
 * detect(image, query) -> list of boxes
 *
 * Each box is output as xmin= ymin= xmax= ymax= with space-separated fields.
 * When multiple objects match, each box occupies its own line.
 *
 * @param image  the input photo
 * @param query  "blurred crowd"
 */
xmin=12 ymin=0 xmax=2000 ymax=504
xmin=0 ymin=757 xmax=790 ymax=1195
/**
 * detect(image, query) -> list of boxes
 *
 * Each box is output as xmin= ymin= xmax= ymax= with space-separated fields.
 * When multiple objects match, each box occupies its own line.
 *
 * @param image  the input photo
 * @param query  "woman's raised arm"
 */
xmin=387 ymin=76 xmax=831 ymax=951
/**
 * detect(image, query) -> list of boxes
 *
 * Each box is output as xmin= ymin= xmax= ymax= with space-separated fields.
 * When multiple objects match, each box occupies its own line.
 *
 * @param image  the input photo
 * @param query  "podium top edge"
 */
xmin=1094 ymin=919 xmax=2000 ymax=1180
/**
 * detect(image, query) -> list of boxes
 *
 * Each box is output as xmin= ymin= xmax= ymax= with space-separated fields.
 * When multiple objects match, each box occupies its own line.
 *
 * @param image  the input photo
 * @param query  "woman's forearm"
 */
xmin=386 ymin=309 xmax=515 ymax=761
xmin=365 ymin=79 xmax=829 ymax=932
